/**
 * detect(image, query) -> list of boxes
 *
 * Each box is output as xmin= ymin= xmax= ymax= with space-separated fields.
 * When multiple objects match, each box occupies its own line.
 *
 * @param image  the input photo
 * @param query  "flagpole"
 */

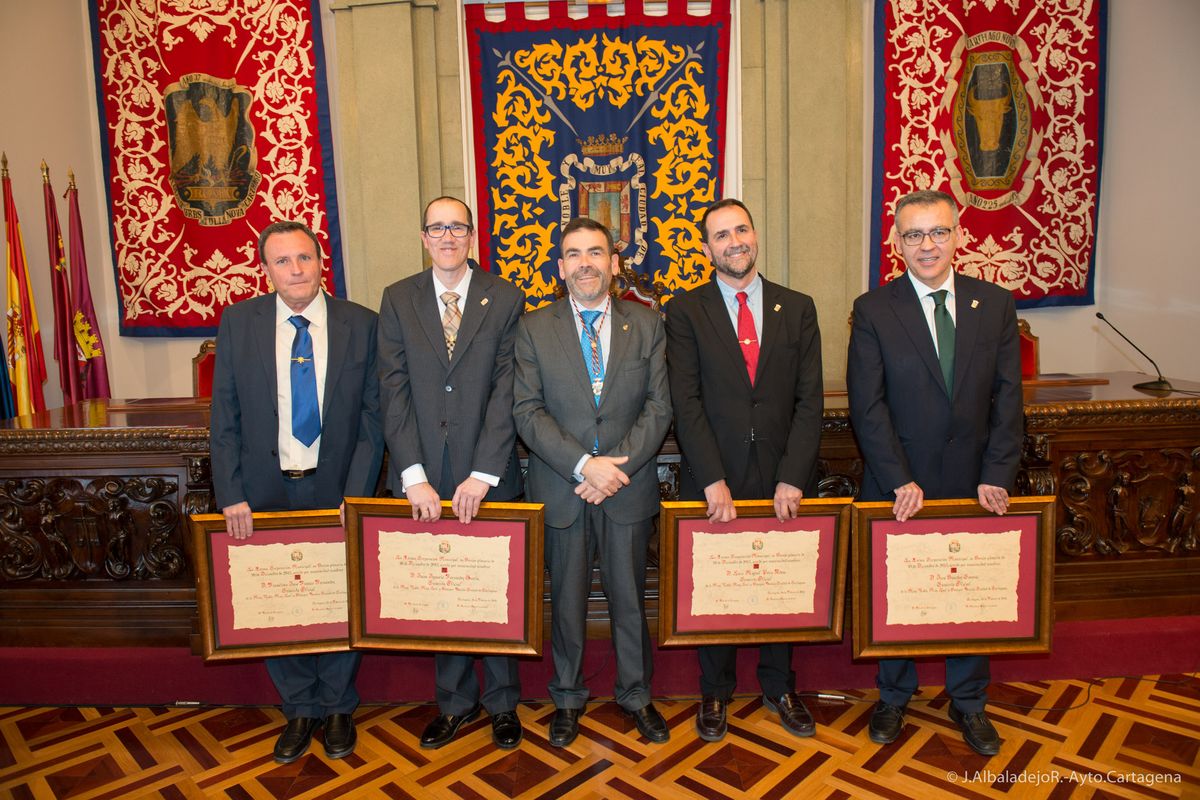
xmin=43 ymin=161 xmax=82 ymax=405
xmin=65 ymin=168 xmax=111 ymax=400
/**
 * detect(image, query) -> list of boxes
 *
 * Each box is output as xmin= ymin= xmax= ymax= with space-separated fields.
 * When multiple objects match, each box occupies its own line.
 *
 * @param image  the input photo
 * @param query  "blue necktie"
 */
xmin=579 ymin=309 xmax=604 ymax=407
xmin=288 ymin=315 xmax=321 ymax=446
xmin=580 ymin=309 xmax=604 ymax=454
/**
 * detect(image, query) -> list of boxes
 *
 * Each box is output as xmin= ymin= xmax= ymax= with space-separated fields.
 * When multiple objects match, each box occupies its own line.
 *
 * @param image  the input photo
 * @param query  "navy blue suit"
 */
xmin=210 ymin=292 xmax=384 ymax=719
xmin=847 ymin=272 xmax=1022 ymax=711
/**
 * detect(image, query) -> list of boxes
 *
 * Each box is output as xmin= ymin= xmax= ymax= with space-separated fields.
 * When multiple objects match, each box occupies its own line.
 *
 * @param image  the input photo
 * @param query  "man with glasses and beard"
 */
xmin=377 ymin=196 xmax=526 ymax=750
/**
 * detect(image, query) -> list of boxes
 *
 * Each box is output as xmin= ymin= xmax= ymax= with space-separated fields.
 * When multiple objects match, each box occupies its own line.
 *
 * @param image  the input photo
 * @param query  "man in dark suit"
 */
xmin=377 ymin=196 xmax=525 ymax=750
xmin=847 ymin=189 xmax=1023 ymax=756
xmin=665 ymin=199 xmax=824 ymax=742
xmin=513 ymin=217 xmax=672 ymax=747
xmin=210 ymin=220 xmax=383 ymax=764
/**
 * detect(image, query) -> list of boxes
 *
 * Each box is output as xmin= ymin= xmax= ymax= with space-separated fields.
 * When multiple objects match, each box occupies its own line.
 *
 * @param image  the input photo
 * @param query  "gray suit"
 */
xmin=513 ymin=298 xmax=671 ymax=710
xmin=378 ymin=266 xmax=524 ymax=715
xmin=210 ymin=292 xmax=383 ymax=719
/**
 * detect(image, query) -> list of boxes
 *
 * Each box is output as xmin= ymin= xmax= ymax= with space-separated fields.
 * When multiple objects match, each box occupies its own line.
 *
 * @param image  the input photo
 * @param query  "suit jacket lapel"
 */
xmin=552 ymin=298 xmax=596 ymax=403
xmin=451 ymin=271 xmax=493 ymax=374
xmin=699 ymin=278 xmax=753 ymax=391
xmin=890 ymin=277 xmax=947 ymax=393
xmin=255 ymin=297 xmax=279 ymax=414
xmin=758 ymin=279 xmax=784 ymax=382
xmin=410 ymin=271 xmax=451 ymax=371
xmin=323 ymin=298 xmax=349 ymax=414
xmin=951 ymin=278 xmax=981 ymax=396
xmin=599 ymin=299 xmax=632 ymax=408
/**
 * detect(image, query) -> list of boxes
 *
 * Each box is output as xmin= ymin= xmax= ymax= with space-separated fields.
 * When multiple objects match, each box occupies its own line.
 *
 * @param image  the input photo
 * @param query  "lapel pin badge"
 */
xmin=773 ymin=303 xmax=781 ymax=312
xmin=481 ymin=297 xmax=489 ymax=306
xmin=971 ymin=299 xmax=979 ymax=309
xmin=622 ymin=323 xmax=630 ymax=331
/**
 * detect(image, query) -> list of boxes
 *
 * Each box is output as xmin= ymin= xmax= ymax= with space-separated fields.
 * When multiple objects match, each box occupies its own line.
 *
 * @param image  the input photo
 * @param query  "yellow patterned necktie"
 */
xmin=441 ymin=291 xmax=461 ymax=358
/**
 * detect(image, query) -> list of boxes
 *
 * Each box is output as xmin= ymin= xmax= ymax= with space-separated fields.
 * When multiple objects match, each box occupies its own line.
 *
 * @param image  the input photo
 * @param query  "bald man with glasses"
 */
xmin=377 ymin=196 xmax=526 ymax=750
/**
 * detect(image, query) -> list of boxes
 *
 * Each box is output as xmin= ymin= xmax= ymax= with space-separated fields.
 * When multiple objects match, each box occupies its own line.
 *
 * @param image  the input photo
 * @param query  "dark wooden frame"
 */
xmin=851 ymin=496 xmax=1056 ymax=658
xmin=344 ymin=498 xmax=545 ymax=656
xmin=658 ymin=499 xmax=851 ymax=646
xmin=189 ymin=510 xmax=351 ymax=661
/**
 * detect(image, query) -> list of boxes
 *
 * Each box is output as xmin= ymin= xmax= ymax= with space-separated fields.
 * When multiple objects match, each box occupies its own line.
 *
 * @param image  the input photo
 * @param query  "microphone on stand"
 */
xmin=1095 ymin=312 xmax=1174 ymax=392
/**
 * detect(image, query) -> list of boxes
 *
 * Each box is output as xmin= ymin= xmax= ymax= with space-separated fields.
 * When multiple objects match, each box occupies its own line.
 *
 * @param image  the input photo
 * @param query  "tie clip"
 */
xmin=292 ymin=356 xmax=311 ymax=364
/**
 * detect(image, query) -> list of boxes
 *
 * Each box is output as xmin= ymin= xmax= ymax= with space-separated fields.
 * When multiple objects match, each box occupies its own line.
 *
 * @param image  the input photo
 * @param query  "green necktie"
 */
xmin=931 ymin=290 xmax=955 ymax=397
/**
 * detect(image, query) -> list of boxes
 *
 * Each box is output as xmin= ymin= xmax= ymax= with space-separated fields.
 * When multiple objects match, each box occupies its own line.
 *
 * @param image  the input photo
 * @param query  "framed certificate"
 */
xmin=344 ymin=498 xmax=545 ymax=656
xmin=851 ymin=496 xmax=1056 ymax=659
xmin=189 ymin=510 xmax=352 ymax=661
xmin=658 ymin=499 xmax=852 ymax=646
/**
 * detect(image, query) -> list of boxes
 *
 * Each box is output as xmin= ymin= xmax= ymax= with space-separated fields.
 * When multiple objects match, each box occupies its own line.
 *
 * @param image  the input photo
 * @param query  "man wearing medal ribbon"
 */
xmin=514 ymin=217 xmax=673 ymax=748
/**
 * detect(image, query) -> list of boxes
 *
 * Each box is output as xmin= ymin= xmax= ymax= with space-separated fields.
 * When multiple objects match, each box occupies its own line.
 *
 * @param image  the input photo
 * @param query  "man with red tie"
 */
xmin=665 ymin=199 xmax=825 ymax=742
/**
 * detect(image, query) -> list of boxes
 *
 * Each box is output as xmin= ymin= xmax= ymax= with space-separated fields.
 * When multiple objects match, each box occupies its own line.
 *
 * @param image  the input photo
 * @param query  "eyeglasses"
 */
xmin=899 ymin=227 xmax=953 ymax=246
xmin=423 ymin=223 xmax=473 ymax=239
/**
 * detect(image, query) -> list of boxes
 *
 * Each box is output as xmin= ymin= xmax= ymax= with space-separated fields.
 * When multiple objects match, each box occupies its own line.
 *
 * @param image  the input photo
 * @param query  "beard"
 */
xmin=567 ymin=267 xmax=609 ymax=304
xmin=711 ymin=246 xmax=757 ymax=280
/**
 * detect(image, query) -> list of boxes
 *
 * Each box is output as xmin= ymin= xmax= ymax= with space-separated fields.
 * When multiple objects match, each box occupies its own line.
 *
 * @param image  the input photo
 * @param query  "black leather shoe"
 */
xmin=420 ymin=704 xmax=481 ymax=749
xmin=274 ymin=717 xmax=320 ymax=763
xmin=763 ymin=692 xmax=815 ymax=738
xmin=949 ymin=705 xmax=1001 ymax=756
xmin=491 ymin=710 xmax=523 ymax=749
xmin=695 ymin=696 xmax=727 ymax=742
xmin=548 ymin=707 xmax=582 ymax=748
xmin=868 ymin=702 xmax=906 ymax=745
xmin=627 ymin=703 xmax=670 ymax=743
xmin=322 ymin=713 xmax=356 ymax=759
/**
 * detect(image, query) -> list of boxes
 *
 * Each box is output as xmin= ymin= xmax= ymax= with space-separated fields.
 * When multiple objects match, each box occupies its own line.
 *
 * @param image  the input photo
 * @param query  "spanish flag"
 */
xmin=3 ymin=153 xmax=47 ymax=415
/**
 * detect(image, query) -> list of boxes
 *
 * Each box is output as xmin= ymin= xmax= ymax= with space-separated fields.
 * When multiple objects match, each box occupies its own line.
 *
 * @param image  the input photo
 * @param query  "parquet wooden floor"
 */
xmin=2 ymin=674 xmax=1197 ymax=799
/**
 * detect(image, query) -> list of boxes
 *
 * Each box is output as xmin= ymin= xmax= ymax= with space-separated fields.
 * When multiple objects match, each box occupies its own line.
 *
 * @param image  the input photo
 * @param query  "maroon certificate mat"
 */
xmin=658 ymin=499 xmax=851 ymax=646
xmin=344 ymin=498 xmax=544 ymax=657
xmin=189 ymin=510 xmax=351 ymax=661
xmin=851 ymin=497 xmax=1056 ymax=658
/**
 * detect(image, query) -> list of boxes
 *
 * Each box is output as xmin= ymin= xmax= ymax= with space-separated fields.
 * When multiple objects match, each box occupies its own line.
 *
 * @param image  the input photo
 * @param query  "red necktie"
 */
xmin=736 ymin=291 xmax=758 ymax=386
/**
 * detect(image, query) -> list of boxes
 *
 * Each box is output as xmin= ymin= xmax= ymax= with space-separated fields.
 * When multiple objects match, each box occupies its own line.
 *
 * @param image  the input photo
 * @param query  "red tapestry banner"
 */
xmin=871 ymin=0 xmax=1106 ymax=307
xmin=89 ymin=1 xmax=345 ymax=336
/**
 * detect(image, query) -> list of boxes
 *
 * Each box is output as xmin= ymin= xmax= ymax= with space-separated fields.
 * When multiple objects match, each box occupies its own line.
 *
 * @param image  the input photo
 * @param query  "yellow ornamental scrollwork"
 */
xmin=493 ymin=32 xmax=719 ymax=304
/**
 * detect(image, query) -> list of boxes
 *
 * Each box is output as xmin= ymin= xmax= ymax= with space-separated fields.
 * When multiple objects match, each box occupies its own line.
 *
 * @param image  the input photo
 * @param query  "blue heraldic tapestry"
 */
xmin=465 ymin=0 xmax=732 ymax=308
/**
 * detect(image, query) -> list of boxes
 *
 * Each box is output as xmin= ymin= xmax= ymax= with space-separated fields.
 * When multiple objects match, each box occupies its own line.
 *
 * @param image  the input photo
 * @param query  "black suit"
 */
xmin=665 ymin=275 xmax=823 ymax=699
xmin=378 ymin=267 xmax=524 ymax=716
xmin=847 ymin=272 xmax=1022 ymax=711
xmin=210 ymin=292 xmax=383 ymax=719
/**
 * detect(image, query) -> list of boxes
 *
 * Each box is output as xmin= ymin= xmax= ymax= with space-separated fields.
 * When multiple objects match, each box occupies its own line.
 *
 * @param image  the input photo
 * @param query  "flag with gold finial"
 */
xmin=65 ymin=169 xmax=110 ymax=400
xmin=3 ymin=153 xmax=48 ymax=415
xmin=43 ymin=162 xmax=82 ymax=405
